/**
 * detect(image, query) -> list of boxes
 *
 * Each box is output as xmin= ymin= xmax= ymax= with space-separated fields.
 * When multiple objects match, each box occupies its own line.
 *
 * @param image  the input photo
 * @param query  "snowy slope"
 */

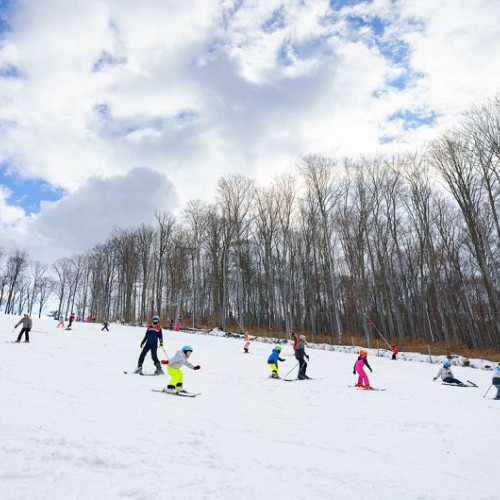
xmin=0 ymin=314 xmax=498 ymax=500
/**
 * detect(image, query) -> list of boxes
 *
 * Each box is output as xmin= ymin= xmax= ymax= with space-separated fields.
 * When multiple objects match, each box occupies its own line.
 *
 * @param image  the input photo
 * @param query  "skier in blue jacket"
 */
xmin=135 ymin=316 xmax=164 ymax=375
xmin=268 ymin=345 xmax=286 ymax=378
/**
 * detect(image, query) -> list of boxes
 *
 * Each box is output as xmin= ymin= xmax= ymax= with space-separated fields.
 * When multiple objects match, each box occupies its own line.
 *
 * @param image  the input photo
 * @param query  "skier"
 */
xmin=243 ymin=331 xmax=250 ymax=353
xmin=295 ymin=335 xmax=310 ymax=380
xmin=134 ymin=315 xmax=164 ymax=375
xmin=163 ymin=345 xmax=200 ymax=393
xmin=493 ymin=366 xmax=500 ymax=400
xmin=391 ymin=345 xmax=399 ymax=360
xmin=268 ymin=345 xmax=286 ymax=379
xmin=14 ymin=314 xmax=32 ymax=343
xmin=433 ymin=361 xmax=465 ymax=386
xmin=56 ymin=314 xmax=65 ymax=328
xmin=101 ymin=320 xmax=110 ymax=332
xmin=353 ymin=349 xmax=373 ymax=389
xmin=291 ymin=329 xmax=299 ymax=352
xmin=173 ymin=314 xmax=181 ymax=332
xmin=67 ymin=312 xmax=76 ymax=329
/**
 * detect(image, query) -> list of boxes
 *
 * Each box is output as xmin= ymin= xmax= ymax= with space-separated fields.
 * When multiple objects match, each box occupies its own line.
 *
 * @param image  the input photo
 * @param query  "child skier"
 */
xmin=163 ymin=345 xmax=200 ymax=393
xmin=295 ymin=335 xmax=310 ymax=380
xmin=353 ymin=349 xmax=373 ymax=389
xmin=56 ymin=314 xmax=65 ymax=328
xmin=14 ymin=314 xmax=32 ymax=343
xmin=493 ymin=366 xmax=500 ymax=400
xmin=433 ymin=361 xmax=465 ymax=386
xmin=244 ymin=341 xmax=251 ymax=354
xmin=135 ymin=315 xmax=164 ymax=375
xmin=268 ymin=345 xmax=286 ymax=378
xmin=391 ymin=345 xmax=399 ymax=360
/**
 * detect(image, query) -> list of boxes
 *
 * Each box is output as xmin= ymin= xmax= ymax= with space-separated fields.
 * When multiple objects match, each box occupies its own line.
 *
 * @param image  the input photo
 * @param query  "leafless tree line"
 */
xmin=1 ymin=98 xmax=500 ymax=350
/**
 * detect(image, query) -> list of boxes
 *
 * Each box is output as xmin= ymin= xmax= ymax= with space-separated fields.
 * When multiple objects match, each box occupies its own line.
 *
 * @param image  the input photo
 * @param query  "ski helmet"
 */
xmin=274 ymin=345 xmax=282 ymax=351
xmin=359 ymin=349 xmax=367 ymax=357
xmin=182 ymin=345 xmax=193 ymax=353
xmin=444 ymin=361 xmax=452 ymax=368
xmin=496 ymin=366 xmax=500 ymax=373
xmin=299 ymin=335 xmax=307 ymax=341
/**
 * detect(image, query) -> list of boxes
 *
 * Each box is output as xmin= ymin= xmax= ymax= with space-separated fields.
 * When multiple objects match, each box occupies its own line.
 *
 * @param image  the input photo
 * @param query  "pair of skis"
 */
xmin=151 ymin=389 xmax=201 ymax=398
xmin=349 ymin=385 xmax=386 ymax=391
xmin=442 ymin=380 xmax=478 ymax=388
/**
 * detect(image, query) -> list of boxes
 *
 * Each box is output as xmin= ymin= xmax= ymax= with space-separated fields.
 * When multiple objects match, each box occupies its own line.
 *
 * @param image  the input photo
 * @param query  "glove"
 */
xmin=353 ymin=370 xmax=356 ymax=375
xmin=140 ymin=343 xmax=144 ymax=349
xmin=305 ymin=355 xmax=310 ymax=361
xmin=160 ymin=342 xmax=164 ymax=347
xmin=193 ymin=365 xmax=201 ymax=370
xmin=433 ymin=377 xmax=437 ymax=381
xmin=369 ymin=369 xmax=373 ymax=373
xmin=161 ymin=359 xmax=169 ymax=365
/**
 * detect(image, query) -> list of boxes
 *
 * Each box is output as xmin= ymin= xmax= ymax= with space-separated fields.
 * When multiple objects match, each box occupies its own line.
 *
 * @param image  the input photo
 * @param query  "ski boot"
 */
xmin=176 ymin=384 xmax=188 ymax=394
xmin=270 ymin=371 xmax=280 ymax=379
xmin=364 ymin=385 xmax=374 ymax=390
xmin=355 ymin=383 xmax=364 ymax=388
xmin=163 ymin=385 xmax=177 ymax=394
xmin=134 ymin=366 xmax=143 ymax=374
xmin=154 ymin=362 xmax=164 ymax=375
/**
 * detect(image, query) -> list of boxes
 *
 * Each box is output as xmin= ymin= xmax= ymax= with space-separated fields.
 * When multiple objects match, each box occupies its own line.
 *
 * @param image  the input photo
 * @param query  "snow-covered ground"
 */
xmin=1 ymin=314 xmax=498 ymax=500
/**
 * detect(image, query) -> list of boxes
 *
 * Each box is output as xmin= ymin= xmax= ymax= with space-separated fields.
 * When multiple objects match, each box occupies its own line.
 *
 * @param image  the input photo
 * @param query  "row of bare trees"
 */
xmin=1 ymin=98 xmax=500 ymax=350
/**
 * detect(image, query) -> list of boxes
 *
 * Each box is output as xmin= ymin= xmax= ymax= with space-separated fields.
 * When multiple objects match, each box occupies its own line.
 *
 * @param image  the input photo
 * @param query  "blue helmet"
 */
xmin=182 ymin=345 xmax=193 ymax=353
xmin=496 ymin=366 xmax=500 ymax=373
xmin=443 ymin=361 xmax=452 ymax=368
xmin=152 ymin=315 xmax=160 ymax=322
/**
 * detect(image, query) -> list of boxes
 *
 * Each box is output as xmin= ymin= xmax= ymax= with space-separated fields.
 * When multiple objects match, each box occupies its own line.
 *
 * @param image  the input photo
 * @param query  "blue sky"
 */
xmin=0 ymin=0 xmax=499 ymax=260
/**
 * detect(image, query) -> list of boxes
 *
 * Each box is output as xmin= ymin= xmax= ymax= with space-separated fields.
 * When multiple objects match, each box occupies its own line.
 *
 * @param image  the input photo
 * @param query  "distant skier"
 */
xmin=101 ymin=321 xmax=110 ymax=332
xmin=68 ymin=312 xmax=76 ymax=329
xmin=243 ymin=331 xmax=250 ymax=353
xmin=163 ymin=345 xmax=200 ymax=393
xmin=56 ymin=315 xmax=65 ymax=328
xmin=295 ymin=335 xmax=310 ymax=380
xmin=291 ymin=329 xmax=298 ymax=352
xmin=173 ymin=313 xmax=181 ymax=332
xmin=493 ymin=366 xmax=500 ymax=400
xmin=353 ymin=349 xmax=373 ymax=389
xmin=14 ymin=314 xmax=32 ymax=343
xmin=391 ymin=345 xmax=399 ymax=360
xmin=268 ymin=345 xmax=286 ymax=379
xmin=433 ymin=361 xmax=465 ymax=386
xmin=134 ymin=315 xmax=164 ymax=375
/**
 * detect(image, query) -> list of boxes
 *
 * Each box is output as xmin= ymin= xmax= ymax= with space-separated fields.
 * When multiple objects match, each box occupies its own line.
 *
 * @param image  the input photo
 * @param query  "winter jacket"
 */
xmin=295 ymin=342 xmax=308 ymax=362
xmin=493 ymin=368 xmax=500 ymax=386
xmin=268 ymin=349 xmax=285 ymax=366
xmin=353 ymin=356 xmax=372 ymax=373
xmin=168 ymin=350 xmax=194 ymax=369
xmin=435 ymin=366 xmax=454 ymax=381
xmin=141 ymin=324 xmax=163 ymax=347
xmin=15 ymin=316 xmax=32 ymax=329
xmin=292 ymin=333 xmax=298 ymax=351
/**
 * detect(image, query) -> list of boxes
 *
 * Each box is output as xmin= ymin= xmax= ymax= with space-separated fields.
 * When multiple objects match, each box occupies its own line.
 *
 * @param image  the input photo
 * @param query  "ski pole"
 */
xmin=283 ymin=362 xmax=299 ymax=379
xmin=483 ymin=384 xmax=492 ymax=398
xmin=161 ymin=346 xmax=169 ymax=361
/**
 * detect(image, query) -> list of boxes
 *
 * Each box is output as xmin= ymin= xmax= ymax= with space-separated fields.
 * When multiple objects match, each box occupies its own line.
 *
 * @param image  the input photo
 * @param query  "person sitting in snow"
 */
xmin=163 ymin=345 xmax=200 ymax=394
xmin=433 ymin=361 xmax=465 ymax=386
xmin=353 ymin=349 xmax=373 ymax=389
xmin=492 ymin=366 xmax=500 ymax=400
xmin=295 ymin=335 xmax=310 ymax=380
xmin=268 ymin=345 xmax=286 ymax=378
xmin=135 ymin=315 xmax=164 ymax=375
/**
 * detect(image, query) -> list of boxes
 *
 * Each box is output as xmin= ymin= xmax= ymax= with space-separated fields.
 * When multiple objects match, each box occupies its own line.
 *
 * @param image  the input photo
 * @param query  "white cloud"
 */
xmin=0 ymin=0 xmax=500 ymax=260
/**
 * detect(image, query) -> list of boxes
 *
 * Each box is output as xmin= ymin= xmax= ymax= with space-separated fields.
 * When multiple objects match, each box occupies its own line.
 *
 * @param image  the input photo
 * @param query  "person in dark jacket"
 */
xmin=295 ymin=335 xmax=310 ymax=379
xmin=492 ymin=366 xmax=500 ymax=400
xmin=14 ymin=314 xmax=32 ymax=343
xmin=135 ymin=315 xmax=164 ymax=375
xmin=101 ymin=321 xmax=110 ymax=332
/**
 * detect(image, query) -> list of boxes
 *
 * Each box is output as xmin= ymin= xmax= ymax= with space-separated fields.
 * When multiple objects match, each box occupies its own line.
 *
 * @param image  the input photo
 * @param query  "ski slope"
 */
xmin=0 ymin=314 xmax=498 ymax=500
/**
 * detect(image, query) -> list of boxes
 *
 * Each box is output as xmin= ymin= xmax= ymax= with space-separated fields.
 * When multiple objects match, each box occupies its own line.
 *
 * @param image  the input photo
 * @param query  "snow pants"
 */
xmin=269 ymin=363 xmax=279 ymax=377
xmin=356 ymin=366 xmax=369 ymax=386
xmin=138 ymin=345 xmax=159 ymax=367
xmin=17 ymin=328 xmax=30 ymax=342
xmin=492 ymin=378 xmax=500 ymax=398
xmin=167 ymin=366 xmax=184 ymax=388
xmin=442 ymin=377 xmax=464 ymax=385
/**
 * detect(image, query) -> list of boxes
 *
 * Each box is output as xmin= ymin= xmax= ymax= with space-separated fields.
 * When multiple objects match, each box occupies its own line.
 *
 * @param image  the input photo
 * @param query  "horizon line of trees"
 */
xmin=1 ymin=97 xmax=500 ymax=351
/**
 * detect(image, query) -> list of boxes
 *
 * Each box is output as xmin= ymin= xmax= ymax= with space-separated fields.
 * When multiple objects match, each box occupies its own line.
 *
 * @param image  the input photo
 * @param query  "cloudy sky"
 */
xmin=1 ymin=0 xmax=500 ymax=261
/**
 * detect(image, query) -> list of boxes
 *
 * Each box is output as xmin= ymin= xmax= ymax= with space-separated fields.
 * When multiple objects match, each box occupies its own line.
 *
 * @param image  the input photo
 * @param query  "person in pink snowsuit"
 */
xmin=353 ymin=349 xmax=373 ymax=388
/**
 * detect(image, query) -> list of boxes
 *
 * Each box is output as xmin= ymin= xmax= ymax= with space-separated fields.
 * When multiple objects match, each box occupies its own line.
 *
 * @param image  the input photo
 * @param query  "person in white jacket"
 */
xmin=433 ymin=361 xmax=465 ymax=386
xmin=163 ymin=345 xmax=200 ymax=393
xmin=492 ymin=366 xmax=500 ymax=400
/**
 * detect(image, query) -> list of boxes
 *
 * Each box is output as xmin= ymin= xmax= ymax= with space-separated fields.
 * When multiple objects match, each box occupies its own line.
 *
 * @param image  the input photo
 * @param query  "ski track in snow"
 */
xmin=0 ymin=314 xmax=499 ymax=500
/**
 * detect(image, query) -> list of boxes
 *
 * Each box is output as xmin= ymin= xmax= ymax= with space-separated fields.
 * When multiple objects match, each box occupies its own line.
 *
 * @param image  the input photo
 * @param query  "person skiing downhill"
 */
xmin=135 ymin=316 xmax=164 ymax=375
xmin=433 ymin=361 xmax=465 ymax=386
xmin=163 ymin=345 xmax=200 ymax=393
xmin=243 ymin=331 xmax=250 ymax=353
xmin=353 ymin=349 xmax=373 ymax=389
xmin=14 ymin=314 xmax=32 ymax=343
xmin=295 ymin=335 xmax=310 ymax=379
xmin=268 ymin=345 xmax=286 ymax=378
xmin=391 ymin=345 xmax=399 ymax=360
xmin=101 ymin=320 xmax=110 ymax=332
xmin=56 ymin=315 xmax=65 ymax=328
xmin=492 ymin=366 xmax=500 ymax=400
xmin=68 ymin=312 xmax=76 ymax=329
